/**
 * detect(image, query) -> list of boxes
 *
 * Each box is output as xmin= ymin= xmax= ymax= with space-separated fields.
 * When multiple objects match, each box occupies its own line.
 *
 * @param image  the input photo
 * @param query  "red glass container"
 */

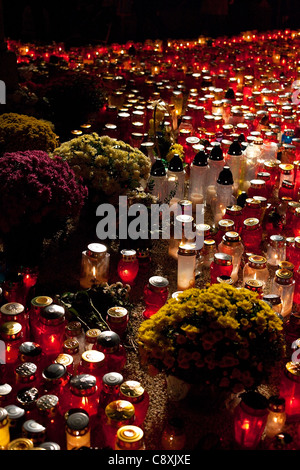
xmin=29 ymin=296 xmax=53 ymax=337
xmin=84 ymin=329 xmax=101 ymax=351
xmin=77 ymin=350 xmax=106 ymax=388
xmin=18 ymin=341 xmax=46 ymax=370
xmin=16 ymin=386 xmax=40 ymax=421
xmin=247 ymin=179 xmax=268 ymax=199
xmin=40 ymin=363 xmax=70 ymax=396
xmin=210 ymin=253 xmax=233 ymax=284
xmin=257 ymin=171 xmax=272 ymax=199
xmin=102 ymin=400 xmax=135 ymax=449
xmin=278 ymin=180 xmax=295 ymax=200
xmin=223 ymin=206 xmax=243 ymax=234
xmin=106 ymin=306 xmax=129 ymax=338
xmin=291 ymin=208 xmax=300 ymax=238
xmin=283 ymin=312 xmax=300 ymax=352
xmin=143 ymin=276 xmax=169 ymax=318
xmin=98 ymin=372 xmax=124 ymax=417
xmin=60 ymin=374 xmax=99 ymax=418
xmin=0 ymin=322 xmax=24 ymax=383
xmin=285 ymin=237 xmax=295 ymax=263
xmin=117 ymin=249 xmax=139 ymax=285
xmin=36 ymin=394 xmax=65 ymax=447
xmin=32 ymin=304 xmax=66 ymax=361
xmin=0 ymin=303 xmax=29 ymax=340
xmin=241 ymin=218 xmax=263 ymax=254
xmin=279 ymin=362 xmax=300 ymax=422
xmin=93 ymin=331 xmax=126 ymax=373
xmin=234 ymin=391 xmax=268 ymax=449
xmin=119 ymin=380 xmax=149 ymax=427
xmin=214 ymin=219 xmax=235 ymax=246
xmin=241 ymin=198 xmax=262 ymax=223
xmin=13 ymin=362 xmax=40 ymax=398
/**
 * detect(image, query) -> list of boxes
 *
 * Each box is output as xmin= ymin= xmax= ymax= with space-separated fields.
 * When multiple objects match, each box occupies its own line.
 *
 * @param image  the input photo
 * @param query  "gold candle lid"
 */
xmin=214 ymin=253 xmax=232 ymax=265
xmin=85 ymin=329 xmax=101 ymax=344
xmin=107 ymin=307 xmax=128 ymax=323
xmin=116 ymin=425 xmax=144 ymax=450
xmin=55 ymin=353 xmax=73 ymax=368
xmin=7 ymin=438 xmax=34 ymax=450
xmin=279 ymin=163 xmax=294 ymax=173
xmin=0 ymin=303 xmax=24 ymax=316
xmin=224 ymin=231 xmax=241 ymax=243
xmin=243 ymin=217 xmax=260 ymax=229
xmin=248 ymin=255 xmax=267 ymax=268
xmin=0 ymin=321 xmax=22 ymax=340
xmin=120 ymin=249 xmax=137 ymax=261
xmin=226 ymin=205 xmax=242 ymax=214
xmin=278 ymin=260 xmax=294 ymax=272
xmin=81 ymin=350 xmax=105 ymax=369
xmin=249 ymin=179 xmax=266 ymax=188
xmin=63 ymin=339 xmax=79 ymax=355
xmin=218 ymin=219 xmax=235 ymax=230
xmin=120 ymin=381 xmax=145 ymax=403
xmin=105 ymin=400 xmax=135 ymax=425
xmin=31 ymin=296 xmax=53 ymax=307
xmin=65 ymin=321 xmax=82 ymax=337
xmin=178 ymin=242 xmax=196 ymax=256
xmin=245 ymin=279 xmax=263 ymax=290
xmin=286 ymin=361 xmax=300 ymax=379
xmin=275 ymin=268 xmax=293 ymax=280
xmin=246 ymin=198 xmax=261 ymax=207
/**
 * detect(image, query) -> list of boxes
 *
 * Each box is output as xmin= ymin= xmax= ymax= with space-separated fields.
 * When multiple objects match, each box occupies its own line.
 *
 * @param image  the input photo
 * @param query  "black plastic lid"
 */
xmin=19 ymin=342 xmax=42 ymax=357
xmin=168 ymin=154 xmax=183 ymax=172
xmin=70 ymin=374 xmax=97 ymax=390
xmin=67 ymin=412 xmax=89 ymax=431
xmin=192 ymin=150 xmax=208 ymax=167
xmin=150 ymin=159 xmax=166 ymax=177
xmin=225 ymin=88 xmax=235 ymax=99
xmin=96 ymin=330 xmax=120 ymax=349
xmin=217 ymin=166 xmax=233 ymax=185
xmin=209 ymin=144 xmax=223 ymax=161
xmin=42 ymin=363 xmax=67 ymax=380
xmin=228 ymin=140 xmax=242 ymax=156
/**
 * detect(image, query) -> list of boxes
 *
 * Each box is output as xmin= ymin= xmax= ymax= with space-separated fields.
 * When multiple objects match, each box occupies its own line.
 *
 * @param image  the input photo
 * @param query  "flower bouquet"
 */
xmin=0 ymin=150 xmax=87 ymax=268
xmin=0 ymin=113 xmax=58 ymax=155
xmin=138 ymin=283 xmax=285 ymax=395
xmin=53 ymin=133 xmax=151 ymax=205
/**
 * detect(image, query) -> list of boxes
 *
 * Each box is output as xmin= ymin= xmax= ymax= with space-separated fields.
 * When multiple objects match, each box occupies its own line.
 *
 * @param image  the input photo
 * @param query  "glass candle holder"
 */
xmin=241 ymin=218 xmax=263 ymax=254
xmin=278 ymin=180 xmax=295 ymax=200
xmin=115 ymin=425 xmax=145 ymax=450
xmin=98 ymin=372 xmax=124 ymax=416
xmin=41 ymin=363 xmax=70 ymax=397
xmin=279 ymin=362 xmax=300 ymax=422
xmin=271 ymin=269 xmax=295 ymax=318
xmin=188 ymin=148 xmax=208 ymax=207
xmin=214 ymin=219 xmax=235 ymax=246
xmin=62 ymin=374 xmax=99 ymax=418
xmin=243 ymin=255 xmax=269 ymax=289
xmin=29 ymin=296 xmax=53 ymax=337
xmin=80 ymin=243 xmax=110 ymax=289
xmin=0 ymin=303 xmax=28 ymax=339
xmin=94 ymin=331 xmax=126 ymax=373
xmin=210 ymin=253 xmax=233 ymax=285
xmin=0 ymin=321 xmax=24 ymax=382
xmin=224 ymin=205 xmax=243 ymax=234
xmin=241 ymin=198 xmax=262 ymax=223
xmin=66 ymin=411 xmax=91 ymax=450
xmin=0 ymin=408 xmax=10 ymax=449
xmin=106 ymin=306 xmax=129 ymax=338
xmin=262 ymin=294 xmax=283 ymax=318
xmin=103 ymin=400 xmax=135 ymax=449
xmin=167 ymin=154 xmax=185 ymax=202
xmin=233 ymin=391 xmax=268 ymax=449
xmin=218 ymin=231 xmax=244 ymax=283
xmin=225 ymin=140 xmax=244 ymax=195
xmin=244 ymin=279 xmax=264 ymax=298
xmin=32 ymin=304 xmax=66 ymax=361
xmin=119 ymin=380 xmax=149 ymax=427
xmin=77 ymin=350 xmax=106 ymax=389
xmin=117 ymin=249 xmax=139 ymax=285
xmin=266 ymin=235 xmax=286 ymax=266
xmin=143 ymin=276 xmax=169 ymax=319
xmin=177 ymin=242 xmax=196 ymax=291
xmin=264 ymin=396 xmax=286 ymax=438
xmin=161 ymin=417 xmax=186 ymax=450
xmin=247 ymin=179 xmax=268 ymax=199
xmin=84 ymin=329 xmax=101 ymax=351
xmin=22 ymin=419 xmax=46 ymax=446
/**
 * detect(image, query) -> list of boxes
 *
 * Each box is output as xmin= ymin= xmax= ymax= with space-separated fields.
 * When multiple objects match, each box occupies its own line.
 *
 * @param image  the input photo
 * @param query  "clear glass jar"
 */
xmin=80 ymin=243 xmax=110 ymax=289
xmin=271 ymin=269 xmax=295 ymax=318
xmin=167 ymin=154 xmax=186 ymax=202
xmin=149 ymin=159 xmax=168 ymax=203
xmin=266 ymin=235 xmax=286 ymax=266
xmin=143 ymin=276 xmax=169 ymax=318
xmin=218 ymin=231 xmax=244 ymax=283
xmin=243 ymin=255 xmax=269 ymax=289
xmin=264 ymin=396 xmax=286 ymax=438
xmin=188 ymin=148 xmax=208 ymax=207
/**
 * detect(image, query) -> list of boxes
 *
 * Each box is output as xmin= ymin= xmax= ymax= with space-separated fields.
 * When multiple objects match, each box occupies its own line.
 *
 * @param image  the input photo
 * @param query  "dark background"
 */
xmin=2 ymin=0 xmax=300 ymax=47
